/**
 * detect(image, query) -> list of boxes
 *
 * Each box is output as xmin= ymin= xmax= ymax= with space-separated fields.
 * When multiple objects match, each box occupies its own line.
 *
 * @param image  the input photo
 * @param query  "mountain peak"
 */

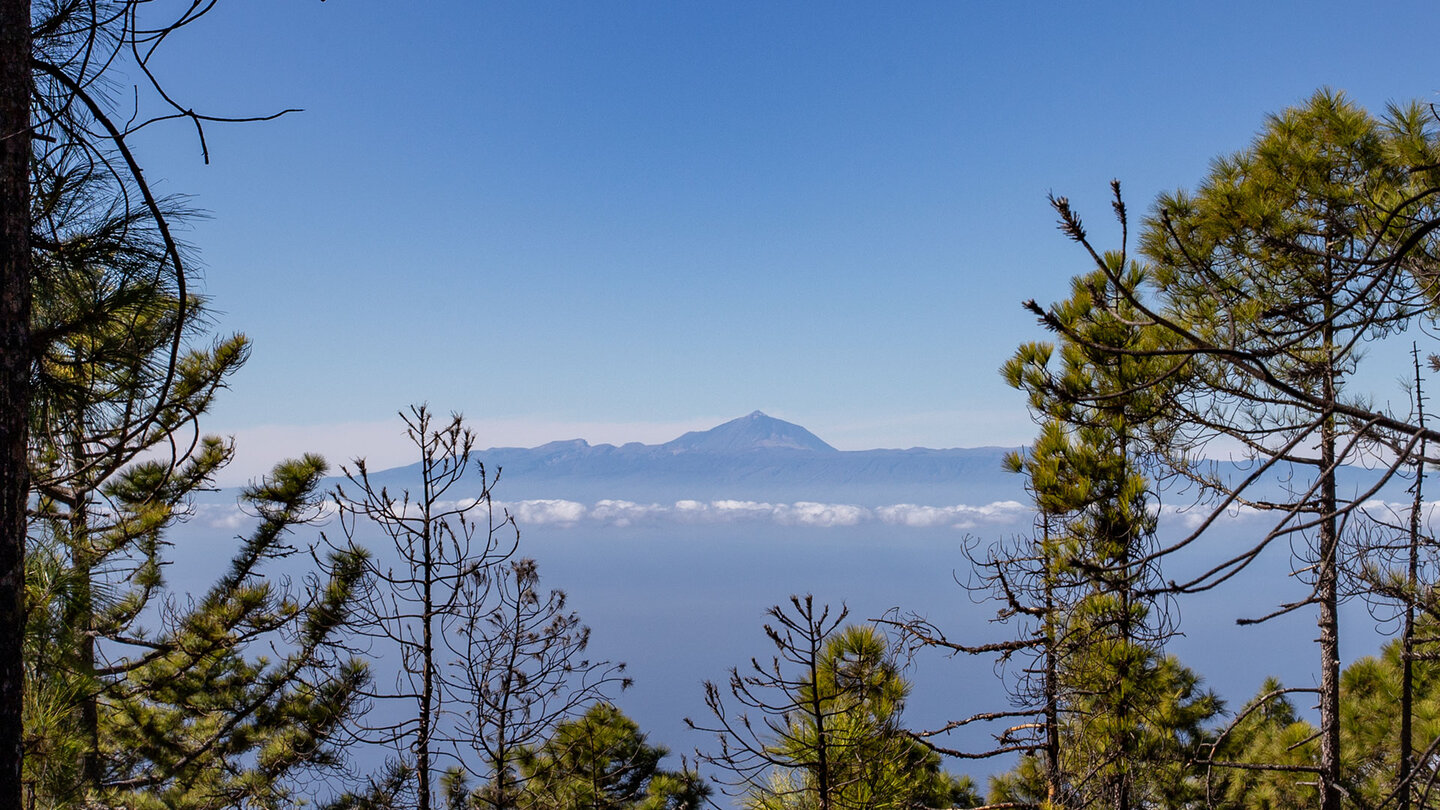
xmin=661 ymin=412 xmax=836 ymax=454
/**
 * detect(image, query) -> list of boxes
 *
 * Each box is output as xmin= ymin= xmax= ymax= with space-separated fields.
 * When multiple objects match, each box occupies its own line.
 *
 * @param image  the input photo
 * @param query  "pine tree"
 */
xmin=457 ymin=558 xmax=630 ymax=810
xmin=1031 ymin=91 xmax=1440 ymax=809
xmin=21 ymin=146 xmax=369 ymax=806
xmin=1206 ymin=631 xmax=1440 ymax=810
xmin=508 ymin=702 xmax=708 ymax=810
xmin=27 ymin=145 xmax=249 ymax=799
xmin=333 ymin=415 xmax=625 ymax=810
xmin=330 ymin=406 xmax=519 ymax=810
xmin=93 ymin=460 xmax=367 ymax=809
xmin=1133 ymin=91 xmax=1440 ymax=810
xmin=691 ymin=598 xmax=978 ymax=810
xmin=4 ymin=5 xmax=329 ymax=801
xmin=26 ymin=450 xmax=370 ymax=808
xmin=995 ymin=257 xmax=1218 ymax=810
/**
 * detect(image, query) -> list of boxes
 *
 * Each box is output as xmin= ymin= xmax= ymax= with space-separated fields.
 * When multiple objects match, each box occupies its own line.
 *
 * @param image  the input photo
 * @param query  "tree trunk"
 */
xmin=1043 ymin=517 xmax=1060 ymax=807
xmin=1318 ymin=429 xmax=1341 ymax=810
xmin=1115 ymin=428 xmax=1133 ymax=810
xmin=419 ymin=479 xmax=435 ymax=810
xmin=1318 ymin=301 xmax=1341 ymax=810
xmin=1400 ymin=459 xmax=1418 ymax=810
xmin=1399 ymin=344 xmax=1425 ymax=810
xmin=0 ymin=1 xmax=29 ymax=806
xmin=808 ymin=630 xmax=831 ymax=810
xmin=69 ymin=498 xmax=101 ymax=795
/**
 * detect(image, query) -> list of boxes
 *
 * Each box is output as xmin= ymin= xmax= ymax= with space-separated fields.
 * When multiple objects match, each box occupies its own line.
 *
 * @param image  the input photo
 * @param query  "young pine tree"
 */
xmin=25 ymin=149 xmax=370 ymax=808
xmin=691 ymin=597 xmax=978 ymax=810
xmin=994 ymin=254 xmax=1219 ymax=810
xmin=510 ymin=702 xmax=708 ymax=810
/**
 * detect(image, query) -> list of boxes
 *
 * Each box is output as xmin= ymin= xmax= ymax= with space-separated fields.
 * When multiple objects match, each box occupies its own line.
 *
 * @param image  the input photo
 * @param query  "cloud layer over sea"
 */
xmin=506 ymin=498 xmax=1032 ymax=529
xmin=183 ymin=496 xmax=1440 ymax=534
xmin=186 ymin=498 xmax=1036 ymax=531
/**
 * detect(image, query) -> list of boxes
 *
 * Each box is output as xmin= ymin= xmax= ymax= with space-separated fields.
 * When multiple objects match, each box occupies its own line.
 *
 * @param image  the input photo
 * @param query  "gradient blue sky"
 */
xmin=126 ymin=1 xmax=1440 ymax=482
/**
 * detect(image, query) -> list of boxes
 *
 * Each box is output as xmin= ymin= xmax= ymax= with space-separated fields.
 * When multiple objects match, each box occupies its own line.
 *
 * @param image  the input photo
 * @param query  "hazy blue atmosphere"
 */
xmin=175 ymin=508 xmax=1336 ymax=794
xmin=114 ymin=4 xmax=1440 ymax=806
xmin=178 ymin=412 xmax=1419 ymax=798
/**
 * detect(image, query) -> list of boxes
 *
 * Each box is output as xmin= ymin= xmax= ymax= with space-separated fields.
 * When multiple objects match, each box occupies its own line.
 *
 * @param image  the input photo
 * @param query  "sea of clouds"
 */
xmin=185 ymin=497 xmax=1034 ymax=531
xmin=182 ymin=496 xmax=1440 ymax=534
xmin=504 ymin=498 xmax=1033 ymax=529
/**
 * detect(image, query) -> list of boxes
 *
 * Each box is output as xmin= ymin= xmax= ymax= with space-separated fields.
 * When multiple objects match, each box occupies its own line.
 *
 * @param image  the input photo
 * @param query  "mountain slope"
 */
xmin=660 ymin=411 xmax=836 ymax=454
xmin=352 ymin=411 xmax=1411 ymax=510
xmin=365 ymin=412 xmax=1025 ymax=506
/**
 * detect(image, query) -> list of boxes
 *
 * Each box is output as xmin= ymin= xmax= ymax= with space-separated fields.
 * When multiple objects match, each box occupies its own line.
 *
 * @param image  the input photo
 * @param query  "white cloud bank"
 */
xmin=488 ymin=497 xmax=1440 ymax=533
xmin=487 ymin=498 xmax=1031 ymax=530
xmin=184 ymin=498 xmax=1033 ymax=532
xmin=192 ymin=494 xmax=1440 ymax=535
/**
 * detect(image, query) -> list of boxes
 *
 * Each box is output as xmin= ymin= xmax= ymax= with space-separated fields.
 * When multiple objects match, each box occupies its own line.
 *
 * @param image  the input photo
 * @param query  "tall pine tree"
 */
xmin=23 ymin=140 xmax=369 ymax=810
xmin=998 ymin=259 xmax=1218 ymax=810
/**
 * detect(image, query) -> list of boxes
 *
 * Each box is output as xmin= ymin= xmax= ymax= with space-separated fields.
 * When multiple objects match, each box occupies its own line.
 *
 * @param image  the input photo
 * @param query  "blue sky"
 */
xmin=124 ymin=1 xmax=1440 ymax=483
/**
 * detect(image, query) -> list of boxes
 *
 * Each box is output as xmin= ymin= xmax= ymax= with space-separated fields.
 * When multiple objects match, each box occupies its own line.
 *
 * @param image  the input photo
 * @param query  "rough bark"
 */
xmin=1398 ymin=344 xmax=1426 ymax=810
xmin=1318 ymin=296 xmax=1342 ymax=810
xmin=0 ymin=1 xmax=29 ymax=806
